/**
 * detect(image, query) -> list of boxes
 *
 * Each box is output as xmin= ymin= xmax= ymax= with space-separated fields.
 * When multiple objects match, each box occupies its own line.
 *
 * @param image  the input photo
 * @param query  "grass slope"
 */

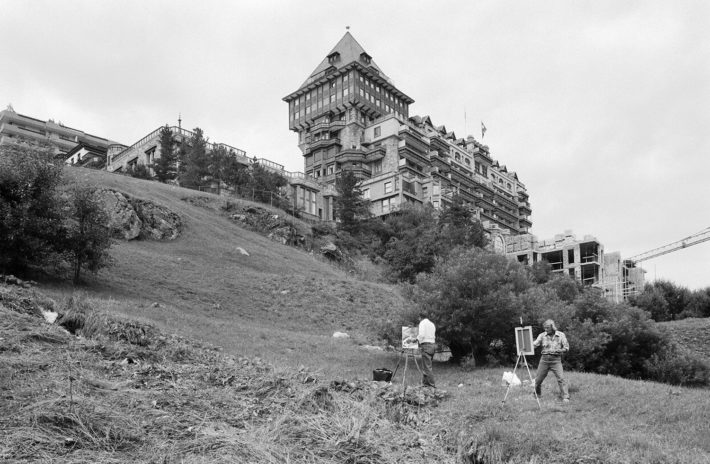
xmin=51 ymin=168 xmax=407 ymax=378
xmin=3 ymin=167 xmax=707 ymax=463
xmin=659 ymin=318 xmax=710 ymax=359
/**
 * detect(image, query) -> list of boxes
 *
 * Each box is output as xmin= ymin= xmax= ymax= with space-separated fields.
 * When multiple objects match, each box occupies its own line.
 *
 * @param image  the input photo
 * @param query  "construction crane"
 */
xmin=626 ymin=226 xmax=710 ymax=264
xmin=597 ymin=226 xmax=710 ymax=303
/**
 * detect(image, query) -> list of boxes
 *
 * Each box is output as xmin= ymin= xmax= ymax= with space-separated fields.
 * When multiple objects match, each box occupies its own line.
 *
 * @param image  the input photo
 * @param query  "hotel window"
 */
xmin=330 ymin=94 xmax=335 ymax=103
xmin=363 ymin=188 xmax=370 ymax=199
xmin=384 ymin=181 xmax=393 ymax=194
xmin=372 ymin=160 xmax=382 ymax=174
xmin=327 ymin=165 xmax=334 ymax=175
xmin=374 ymin=126 xmax=381 ymax=138
xmin=343 ymin=87 xmax=349 ymax=97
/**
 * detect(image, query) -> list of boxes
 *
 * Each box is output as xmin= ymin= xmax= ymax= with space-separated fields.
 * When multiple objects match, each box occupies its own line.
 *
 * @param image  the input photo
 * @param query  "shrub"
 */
xmin=414 ymin=248 xmax=531 ymax=364
xmin=0 ymin=144 xmax=65 ymax=273
xmin=643 ymin=349 xmax=710 ymax=387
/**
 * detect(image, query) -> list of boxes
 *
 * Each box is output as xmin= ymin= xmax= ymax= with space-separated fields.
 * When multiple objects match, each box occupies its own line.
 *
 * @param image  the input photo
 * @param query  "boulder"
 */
xmin=95 ymin=190 xmax=181 ymax=241
xmin=132 ymin=199 xmax=182 ymax=240
xmin=98 ymin=190 xmax=141 ymax=240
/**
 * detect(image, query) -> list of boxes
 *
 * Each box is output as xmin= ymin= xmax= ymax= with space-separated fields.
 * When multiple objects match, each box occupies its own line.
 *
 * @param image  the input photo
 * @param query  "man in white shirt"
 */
xmin=417 ymin=311 xmax=436 ymax=388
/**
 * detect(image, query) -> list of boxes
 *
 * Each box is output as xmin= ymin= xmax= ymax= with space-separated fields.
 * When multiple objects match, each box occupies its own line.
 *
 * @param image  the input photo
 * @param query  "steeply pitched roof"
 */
xmin=300 ymin=32 xmax=389 ymax=88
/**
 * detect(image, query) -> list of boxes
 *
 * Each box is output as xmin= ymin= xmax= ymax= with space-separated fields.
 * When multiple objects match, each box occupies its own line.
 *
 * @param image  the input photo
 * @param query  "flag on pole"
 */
xmin=481 ymin=121 xmax=487 ymax=138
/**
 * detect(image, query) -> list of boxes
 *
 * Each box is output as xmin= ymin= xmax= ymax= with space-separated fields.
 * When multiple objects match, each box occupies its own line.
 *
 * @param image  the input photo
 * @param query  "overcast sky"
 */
xmin=2 ymin=0 xmax=708 ymax=290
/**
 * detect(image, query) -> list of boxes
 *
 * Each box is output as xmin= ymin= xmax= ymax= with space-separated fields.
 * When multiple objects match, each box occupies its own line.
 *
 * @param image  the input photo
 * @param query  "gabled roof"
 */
xmin=300 ymin=32 xmax=389 ymax=88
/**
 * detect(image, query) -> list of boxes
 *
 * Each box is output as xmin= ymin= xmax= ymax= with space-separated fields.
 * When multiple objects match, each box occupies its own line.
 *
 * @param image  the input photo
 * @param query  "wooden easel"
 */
xmin=391 ymin=348 xmax=422 ymax=394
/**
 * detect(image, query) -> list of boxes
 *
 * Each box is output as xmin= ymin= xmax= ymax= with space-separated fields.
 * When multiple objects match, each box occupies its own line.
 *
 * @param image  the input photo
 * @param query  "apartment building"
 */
xmin=283 ymin=32 xmax=532 ymax=233
xmin=0 ymin=105 xmax=118 ymax=157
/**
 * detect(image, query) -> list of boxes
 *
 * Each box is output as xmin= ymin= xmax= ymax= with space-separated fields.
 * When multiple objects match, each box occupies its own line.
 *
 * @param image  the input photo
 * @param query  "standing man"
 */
xmin=417 ymin=310 xmax=436 ymax=388
xmin=533 ymin=319 xmax=570 ymax=402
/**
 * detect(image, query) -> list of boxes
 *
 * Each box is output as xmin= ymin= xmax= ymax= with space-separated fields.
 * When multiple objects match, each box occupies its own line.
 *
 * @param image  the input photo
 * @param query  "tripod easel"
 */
xmin=502 ymin=324 xmax=541 ymax=409
xmin=502 ymin=351 xmax=540 ymax=409
xmin=391 ymin=348 xmax=422 ymax=394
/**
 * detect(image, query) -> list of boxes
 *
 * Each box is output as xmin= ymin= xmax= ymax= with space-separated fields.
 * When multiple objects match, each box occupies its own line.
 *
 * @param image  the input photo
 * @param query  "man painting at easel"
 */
xmin=417 ymin=310 xmax=436 ymax=388
xmin=533 ymin=319 xmax=570 ymax=403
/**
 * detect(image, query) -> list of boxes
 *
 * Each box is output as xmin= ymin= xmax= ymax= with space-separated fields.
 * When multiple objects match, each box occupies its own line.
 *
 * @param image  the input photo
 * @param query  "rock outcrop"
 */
xmin=132 ymin=199 xmax=182 ymax=240
xmin=228 ymin=205 xmax=306 ymax=247
xmin=97 ymin=189 xmax=182 ymax=241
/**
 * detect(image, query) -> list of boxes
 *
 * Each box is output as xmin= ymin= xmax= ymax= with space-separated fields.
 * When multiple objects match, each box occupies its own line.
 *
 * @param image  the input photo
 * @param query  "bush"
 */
xmin=414 ymin=248 xmax=531 ymax=364
xmin=643 ymin=349 xmax=710 ymax=387
xmin=0 ymin=144 xmax=65 ymax=272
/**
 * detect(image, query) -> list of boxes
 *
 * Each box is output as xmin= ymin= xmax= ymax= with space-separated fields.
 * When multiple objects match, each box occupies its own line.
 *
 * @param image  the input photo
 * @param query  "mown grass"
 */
xmin=6 ymin=168 xmax=707 ymax=463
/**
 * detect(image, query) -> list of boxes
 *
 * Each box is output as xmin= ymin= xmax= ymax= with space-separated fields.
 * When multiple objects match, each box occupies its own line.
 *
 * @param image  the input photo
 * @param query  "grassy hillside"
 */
xmin=659 ymin=318 xmax=710 ymax=359
xmin=2 ymin=167 xmax=709 ymax=463
xmin=49 ymin=168 xmax=408 ymax=379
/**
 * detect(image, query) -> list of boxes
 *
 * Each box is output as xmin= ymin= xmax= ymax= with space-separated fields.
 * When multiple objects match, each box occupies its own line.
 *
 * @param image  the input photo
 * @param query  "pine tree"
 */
xmin=334 ymin=169 xmax=370 ymax=234
xmin=152 ymin=125 xmax=177 ymax=182
xmin=178 ymin=128 xmax=209 ymax=189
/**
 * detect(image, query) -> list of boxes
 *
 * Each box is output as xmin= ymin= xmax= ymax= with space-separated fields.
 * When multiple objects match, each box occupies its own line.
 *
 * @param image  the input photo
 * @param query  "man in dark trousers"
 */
xmin=417 ymin=311 xmax=436 ymax=388
xmin=533 ymin=319 xmax=570 ymax=402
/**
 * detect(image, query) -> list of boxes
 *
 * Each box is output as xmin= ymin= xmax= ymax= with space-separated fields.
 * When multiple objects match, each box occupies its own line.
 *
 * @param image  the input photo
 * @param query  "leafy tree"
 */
xmin=128 ymin=163 xmax=152 ymax=180
xmin=630 ymin=280 xmax=691 ymax=321
xmin=629 ymin=285 xmax=670 ymax=321
xmin=382 ymin=204 xmax=440 ymax=282
xmin=334 ymin=169 xmax=370 ymax=234
xmin=413 ymin=248 xmax=531 ymax=363
xmin=529 ymin=259 xmax=552 ymax=284
xmin=541 ymin=274 xmax=582 ymax=304
xmin=249 ymin=164 xmax=288 ymax=206
xmin=152 ymin=125 xmax=177 ymax=182
xmin=438 ymin=194 xmax=487 ymax=251
xmin=62 ymin=186 xmax=114 ymax=284
xmin=651 ymin=280 xmax=691 ymax=320
xmin=685 ymin=288 xmax=710 ymax=318
xmin=0 ymin=144 xmax=65 ymax=273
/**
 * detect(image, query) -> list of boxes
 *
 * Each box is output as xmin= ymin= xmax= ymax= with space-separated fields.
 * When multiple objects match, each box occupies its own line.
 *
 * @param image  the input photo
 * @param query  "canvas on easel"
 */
xmin=391 ymin=326 xmax=422 ymax=392
xmin=401 ymin=326 xmax=419 ymax=351
xmin=515 ymin=326 xmax=534 ymax=356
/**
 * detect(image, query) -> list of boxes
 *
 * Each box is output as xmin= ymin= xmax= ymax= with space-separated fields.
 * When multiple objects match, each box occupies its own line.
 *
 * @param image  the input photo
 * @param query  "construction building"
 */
xmin=506 ymin=230 xmax=646 ymax=301
xmin=283 ymin=32 xmax=532 ymax=233
xmin=506 ymin=231 xmax=604 ymax=285
xmin=0 ymin=105 xmax=119 ymax=158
